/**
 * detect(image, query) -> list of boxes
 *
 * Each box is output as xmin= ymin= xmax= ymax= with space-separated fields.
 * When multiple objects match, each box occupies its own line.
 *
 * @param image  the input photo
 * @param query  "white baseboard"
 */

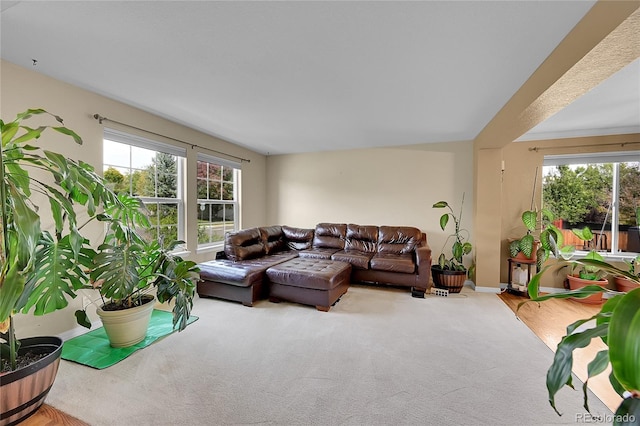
xmin=475 ymin=286 xmax=502 ymax=294
xmin=57 ymin=320 xmax=101 ymax=342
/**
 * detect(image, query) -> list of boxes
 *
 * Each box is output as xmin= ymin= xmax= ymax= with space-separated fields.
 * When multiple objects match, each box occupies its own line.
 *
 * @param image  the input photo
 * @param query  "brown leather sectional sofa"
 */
xmin=197 ymin=223 xmax=432 ymax=309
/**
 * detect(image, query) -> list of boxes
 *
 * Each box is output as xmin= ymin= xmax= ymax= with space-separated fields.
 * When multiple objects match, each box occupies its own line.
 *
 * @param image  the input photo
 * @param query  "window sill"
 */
xmin=570 ymin=250 xmax=637 ymax=262
xmin=196 ymin=244 xmax=224 ymax=255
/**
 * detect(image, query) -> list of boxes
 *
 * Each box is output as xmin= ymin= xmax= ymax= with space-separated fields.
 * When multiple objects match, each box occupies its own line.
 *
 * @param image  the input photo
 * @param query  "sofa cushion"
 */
xmin=331 ymin=250 xmax=374 ymax=269
xmin=259 ymin=225 xmax=287 ymax=254
xmin=377 ymin=226 xmax=422 ymax=255
xmin=370 ymin=252 xmax=416 ymax=274
xmin=199 ymin=252 xmax=298 ymax=287
xmin=298 ymin=247 xmax=341 ymax=260
xmin=345 ymin=224 xmax=378 ymax=253
xmin=224 ymin=228 xmax=265 ymax=261
xmin=282 ymin=226 xmax=314 ymax=250
xmin=313 ymin=223 xmax=347 ymax=249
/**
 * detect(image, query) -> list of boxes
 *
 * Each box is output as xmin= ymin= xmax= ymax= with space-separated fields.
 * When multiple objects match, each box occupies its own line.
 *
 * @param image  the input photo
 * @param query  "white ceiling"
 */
xmin=1 ymin=1 xmax=638 ymax=155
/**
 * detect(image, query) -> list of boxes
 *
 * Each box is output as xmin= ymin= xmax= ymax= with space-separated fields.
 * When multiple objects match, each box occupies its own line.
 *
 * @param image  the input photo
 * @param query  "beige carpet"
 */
xmin=47 ymin=286 xmax=611 ymax=425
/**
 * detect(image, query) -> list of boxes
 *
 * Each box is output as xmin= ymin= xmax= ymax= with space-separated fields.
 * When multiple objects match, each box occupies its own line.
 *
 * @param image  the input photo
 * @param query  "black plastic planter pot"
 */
xmin=0 ymin=336 xmax=63 ymax=426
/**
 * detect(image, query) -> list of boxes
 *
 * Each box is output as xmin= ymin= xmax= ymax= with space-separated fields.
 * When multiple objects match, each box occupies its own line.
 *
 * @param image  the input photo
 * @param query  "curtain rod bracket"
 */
xmin=93 ymin=113 xmax=106 ymax=124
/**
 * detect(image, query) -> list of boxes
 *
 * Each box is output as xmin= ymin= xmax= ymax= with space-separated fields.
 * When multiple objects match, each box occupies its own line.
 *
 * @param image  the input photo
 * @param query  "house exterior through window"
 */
xmin=542 ymin=151 xmax=640 ymax=256
xmin=196 ymin=153 xmax=240 ymax=249
xmin=102 ymin=129 xmax=185 ymax=249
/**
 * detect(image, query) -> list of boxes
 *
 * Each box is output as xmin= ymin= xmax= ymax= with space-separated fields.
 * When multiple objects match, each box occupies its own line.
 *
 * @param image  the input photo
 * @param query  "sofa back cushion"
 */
xmin=282 ymin=226 xmax=314 ymax=250
xmin=345 ymin=224 xmax=379 ymax=253
xmin=259 ymin=226 xmax=287 ymax=254
xmin=224 ymin=228 xmax=265 ymax=261
xmin=377 ymin=226 xmax=422 ymax=255
xmin=313 ymin=223 xmax=347 ymax=249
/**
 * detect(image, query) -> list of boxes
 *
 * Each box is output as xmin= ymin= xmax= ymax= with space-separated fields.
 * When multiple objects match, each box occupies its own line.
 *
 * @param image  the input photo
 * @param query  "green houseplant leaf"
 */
xmin=582 ymin=350 xmax=609 ymax=412
xmin=439 ymin=213 xmax=449 ymax=231
xmin=509 ymin=240 xmax=520 ymax=257
xmin=18 ymin=232 xmax=93 ymax=316
xmin=608 ymin=288 xmax=640 ymax=395
xmin=519 ymin=234 xmax=535 ymax=258
xmin=522 ymin=210 xmax=537 ymax=232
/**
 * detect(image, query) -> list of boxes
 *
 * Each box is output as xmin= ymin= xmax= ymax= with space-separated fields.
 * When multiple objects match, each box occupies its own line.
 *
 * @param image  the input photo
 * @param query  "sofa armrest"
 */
xmin=414 ymin=243 xmax=432 ymax=290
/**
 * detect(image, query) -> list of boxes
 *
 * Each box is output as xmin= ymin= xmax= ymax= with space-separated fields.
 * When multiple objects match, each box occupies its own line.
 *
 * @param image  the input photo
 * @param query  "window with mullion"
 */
xmin=197 ymin=156 xmax=239 ymax=248
xmin=103 ymin=135 xmax=185 ymax=249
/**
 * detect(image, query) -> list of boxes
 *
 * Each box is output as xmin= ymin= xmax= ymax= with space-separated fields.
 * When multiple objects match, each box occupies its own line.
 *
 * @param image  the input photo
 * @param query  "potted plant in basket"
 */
xmin=75 ymin=193 xmax=200 ymax=348
xmin=431 ymin=194 xmax=472 ymax=293
xmin=520 ymin=259 xmax=639 ymax=423
xmin=0 ymin=109 xmax=122 ymax=424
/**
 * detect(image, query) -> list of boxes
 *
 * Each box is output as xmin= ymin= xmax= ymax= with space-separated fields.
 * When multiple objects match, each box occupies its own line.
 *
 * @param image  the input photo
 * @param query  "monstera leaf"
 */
xmin=155 ymin=257 xmax=200 ymax=331
xmin=91 ymin=243 xmax=143 ymax=303
xmin=18 ymin=232 xmax=93 ymax=315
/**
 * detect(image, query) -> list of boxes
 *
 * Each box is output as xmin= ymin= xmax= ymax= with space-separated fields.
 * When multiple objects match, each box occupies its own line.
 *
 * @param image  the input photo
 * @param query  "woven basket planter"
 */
xmin=431 ymin=266 xmax=466 ymax=294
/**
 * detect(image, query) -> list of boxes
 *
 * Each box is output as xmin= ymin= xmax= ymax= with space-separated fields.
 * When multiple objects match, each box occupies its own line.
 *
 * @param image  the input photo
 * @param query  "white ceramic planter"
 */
xmin=96 ymin=296 xmax=155 ymax=348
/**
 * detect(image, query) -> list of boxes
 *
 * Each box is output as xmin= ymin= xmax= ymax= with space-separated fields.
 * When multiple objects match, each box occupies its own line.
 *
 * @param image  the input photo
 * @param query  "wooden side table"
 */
xmin=507 ymin=257 xmax=537 ymax=297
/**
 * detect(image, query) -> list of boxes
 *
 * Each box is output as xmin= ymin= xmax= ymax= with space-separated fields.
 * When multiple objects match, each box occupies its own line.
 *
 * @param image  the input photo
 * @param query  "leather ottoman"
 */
xmin=266 ymin=258 xmax=351 ymax=312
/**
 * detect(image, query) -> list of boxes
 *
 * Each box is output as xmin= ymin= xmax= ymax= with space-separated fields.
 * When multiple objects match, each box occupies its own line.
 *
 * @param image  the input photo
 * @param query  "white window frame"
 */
xmin=196 ymin=153 xmax=240 ymax=250
xmin=103 ymin=128 xmax=186 ymax=246
xmin=543 ymin=151 xmax=640 ymax=259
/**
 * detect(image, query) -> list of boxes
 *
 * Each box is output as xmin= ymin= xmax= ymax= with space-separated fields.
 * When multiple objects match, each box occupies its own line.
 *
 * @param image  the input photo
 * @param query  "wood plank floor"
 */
xmin=498 ymin=291 xmax=622 ymax=413
xmin=22 ymin=291 xmax=622 ymax=425
xmin=19 ymin=404 xmax=87 ymax=426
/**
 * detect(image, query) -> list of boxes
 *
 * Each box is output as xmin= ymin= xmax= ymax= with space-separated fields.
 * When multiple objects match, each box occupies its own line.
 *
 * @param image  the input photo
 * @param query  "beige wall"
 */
xmin=1 ymin=60 xmax=267 ymax=337
xmin=265 ymin=141 xmax=475 ymax=270
xmin=500 ymin=134 xmax=640 ymax=287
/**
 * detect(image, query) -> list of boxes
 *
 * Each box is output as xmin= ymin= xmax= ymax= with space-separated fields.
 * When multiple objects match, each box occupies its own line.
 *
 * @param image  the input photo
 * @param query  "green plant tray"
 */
xmin=61 ymin=309 xmax=198 ymax=369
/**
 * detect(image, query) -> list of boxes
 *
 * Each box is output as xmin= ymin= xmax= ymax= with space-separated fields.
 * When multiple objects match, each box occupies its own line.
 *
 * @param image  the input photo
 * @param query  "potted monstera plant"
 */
xmin=431 ymin=194 xmax=472 ymax=293
xmin=75 ymin=193 xmax=200 ymax=348
xmin=0 ymin=109 xmax=120 ymax=423
xmin=521 ymin=259 xmax=639 ymax=424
